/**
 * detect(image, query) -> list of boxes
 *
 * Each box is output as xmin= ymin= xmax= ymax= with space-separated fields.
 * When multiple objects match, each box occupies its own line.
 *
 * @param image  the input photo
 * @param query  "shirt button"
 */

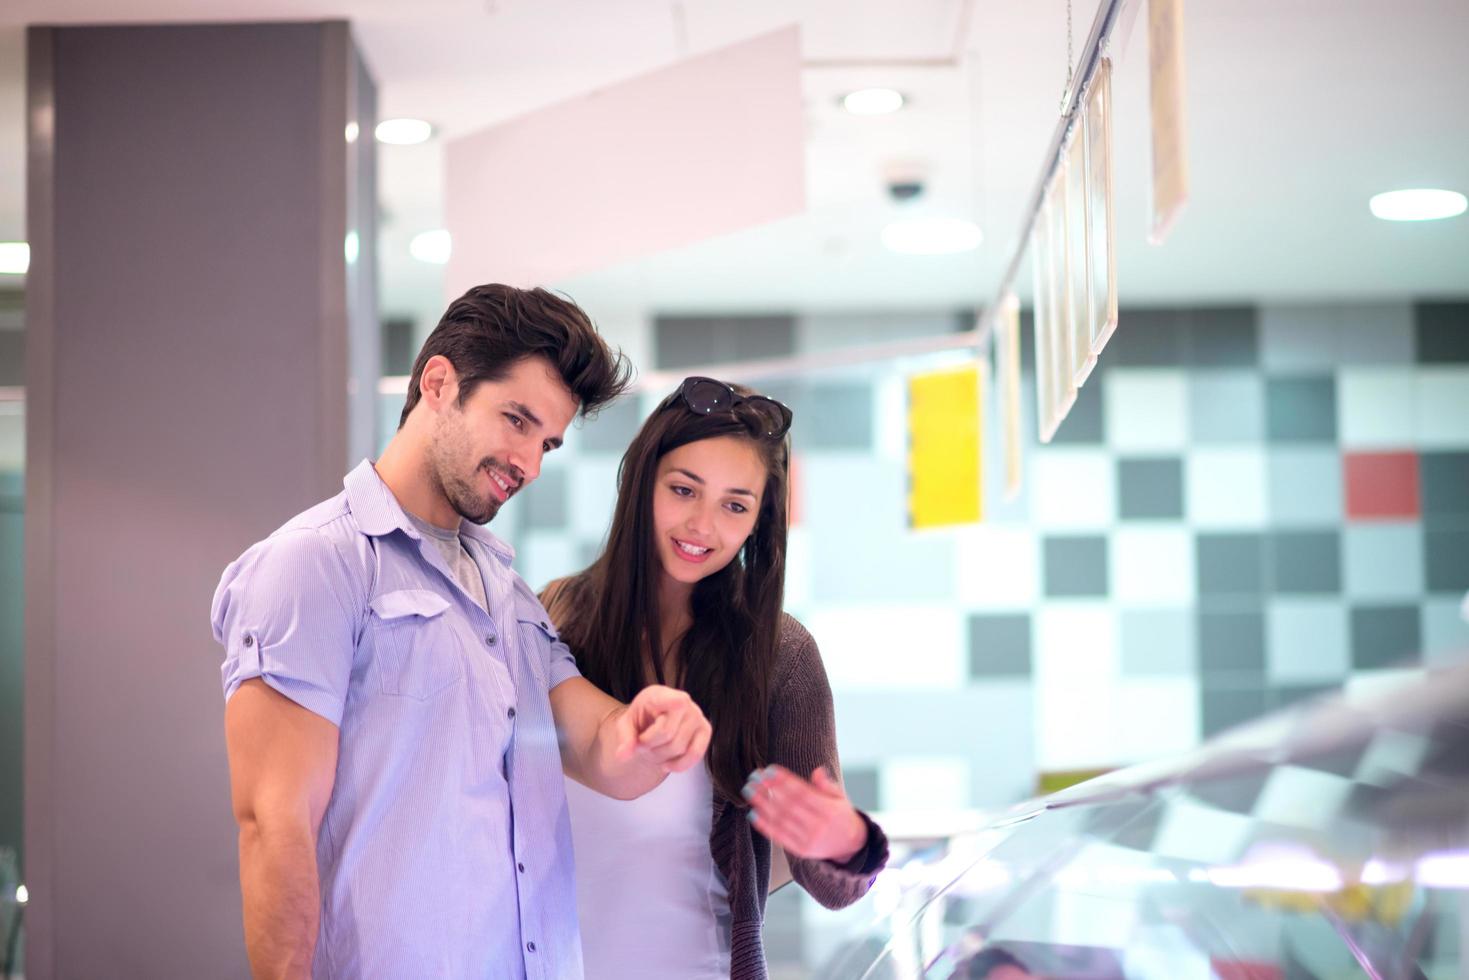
xmin=485 ymin=634 xmax=498 ymax=646
xmin=526 ymin=942 xmax=536 ymax=953
xmin=517 ymin=862 xmax=526 ymax=873
xmin=243 ymin=635 xmax=254 ymax=647
xmin=507 ymin=707 xmax=516 ymax=719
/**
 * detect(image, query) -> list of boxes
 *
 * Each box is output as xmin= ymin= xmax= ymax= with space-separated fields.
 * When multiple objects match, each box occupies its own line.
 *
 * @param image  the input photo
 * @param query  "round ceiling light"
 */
xmin=409 ymin=229 xmax=452 ymax=265
xmin=375 ymin=118 xmax=434 ymax=146
xmin=1369 ymin=188 xmax=1467 ymax=222
xmin=881 ymin=217 xmax=982 ymax=255
xmin=0 ymin=242 xmax=29 ymax=275
xmin=842 ymin=88 xmax=905 ymax=116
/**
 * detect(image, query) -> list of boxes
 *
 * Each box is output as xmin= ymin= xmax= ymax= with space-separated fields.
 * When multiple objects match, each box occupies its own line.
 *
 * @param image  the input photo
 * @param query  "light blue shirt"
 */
xmin=211 ymin=460 xmax=583 ymax=980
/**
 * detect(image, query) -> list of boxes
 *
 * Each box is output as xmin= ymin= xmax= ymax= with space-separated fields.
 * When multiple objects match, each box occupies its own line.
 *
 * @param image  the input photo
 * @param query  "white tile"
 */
xmin=1423 ymin=597 xmax=1469 ymax=666
xmin=783 ymin=525 xmax=813 ymax=609
xmin=1035 ymin=603 xmax=1119 ymax=687
xmin=1415 ymin=367 xmax=1469 ymax=448
xmin=880 ymin=757 xmax=972 ymax=812
xmin=1266 ymin=599 xmax=1350 ymax=684
xmin=1030 ymin=449 xmax=1116 ymax=528
xmin=1185 ymin=449 xmax=1268 ymax=527
xmin=519 ymin=533 xmax=582 ymax=595
xmin=1152 ymin=798 xmax=1254 ymax=864
xmin=1036 ymin=683 xmax=1121 ymax=770
xmin=1338 ymin=368 xmax=1415 ymax=449
xmin=807 ymin=604 xmax=966 ymax=690
xmin=1115 ymin=678 xmax=1200 ymax=763
xmin=1254 ymin=765 xmax=1355 ymax=829
xmin=954 ymin=524 xmax=1040 ymax=608
xmin=1106 ymin=369 xmax=1189 ymax=451
xmin=1110 ymin=527 xmax=1195 ymax=606
xmin=567 ymin=457 xmax=620 ymax=539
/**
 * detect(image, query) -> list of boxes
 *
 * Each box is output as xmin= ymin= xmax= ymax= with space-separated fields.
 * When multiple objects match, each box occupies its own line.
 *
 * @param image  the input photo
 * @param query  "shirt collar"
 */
xmin=343 ymin=459 xmax=516 ymax=565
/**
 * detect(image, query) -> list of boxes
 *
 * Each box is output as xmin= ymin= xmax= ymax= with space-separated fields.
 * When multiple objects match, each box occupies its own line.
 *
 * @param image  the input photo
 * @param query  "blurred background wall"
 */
xmin=0 ymin=1 xmax=1467 ymax=976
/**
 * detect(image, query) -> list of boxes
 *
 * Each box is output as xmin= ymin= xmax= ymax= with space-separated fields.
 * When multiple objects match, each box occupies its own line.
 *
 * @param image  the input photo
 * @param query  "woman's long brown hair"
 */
xmin=551 ymin=386 xmax=789 ymax=804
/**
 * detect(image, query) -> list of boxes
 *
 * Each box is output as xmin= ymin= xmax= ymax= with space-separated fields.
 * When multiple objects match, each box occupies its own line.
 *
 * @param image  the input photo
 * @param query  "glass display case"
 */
xmin=821 ymin=662 xmax=1469 ymax=979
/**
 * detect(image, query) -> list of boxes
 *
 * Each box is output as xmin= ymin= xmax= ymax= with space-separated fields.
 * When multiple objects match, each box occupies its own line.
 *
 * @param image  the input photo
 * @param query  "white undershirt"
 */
xmin=566 ymin=763 xmax=732 ymax=979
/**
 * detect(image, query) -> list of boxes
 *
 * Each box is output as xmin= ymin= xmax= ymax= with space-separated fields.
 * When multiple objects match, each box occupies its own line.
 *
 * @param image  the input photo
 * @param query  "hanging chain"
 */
xmin=1060 ymin=0 xmax=1074 ymax=111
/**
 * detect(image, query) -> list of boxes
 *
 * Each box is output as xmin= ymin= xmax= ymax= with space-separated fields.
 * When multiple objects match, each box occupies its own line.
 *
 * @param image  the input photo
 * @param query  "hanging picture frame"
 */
xmin=1031 ymin=203 xmax=1056 ymax=444
xmin=1046 ymin=168 xmax=1076 ymax=426
xmin=1086 ymin=57 xmax=1119 ymax=354
xmin=1065 ymin=126 xmax=1096 ymax=388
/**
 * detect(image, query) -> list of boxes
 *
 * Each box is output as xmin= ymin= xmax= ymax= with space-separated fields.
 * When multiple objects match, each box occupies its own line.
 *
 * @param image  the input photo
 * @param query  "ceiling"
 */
xmin=1 ymin=0 xmax=1466 ymax=321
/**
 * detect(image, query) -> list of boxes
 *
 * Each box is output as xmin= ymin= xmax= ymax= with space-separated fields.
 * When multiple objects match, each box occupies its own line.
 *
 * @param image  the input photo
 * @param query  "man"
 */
xmin=211 ymin=284 xmax=712 ymax=980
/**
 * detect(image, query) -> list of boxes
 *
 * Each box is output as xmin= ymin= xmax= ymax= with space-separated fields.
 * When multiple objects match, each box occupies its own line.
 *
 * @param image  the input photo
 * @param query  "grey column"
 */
xmin=24 ymin=23 xmax=376 ymax=978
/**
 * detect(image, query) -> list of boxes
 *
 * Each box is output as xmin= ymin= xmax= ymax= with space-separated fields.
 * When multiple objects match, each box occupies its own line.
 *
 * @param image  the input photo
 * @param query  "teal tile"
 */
xmin=522 ymin=467 xmax=568 ymax=529
xmin=1189 ymin=371 xmax=1265 ymax=443
xmin=1199 ymin=609 xmax=1266 ymax=679
xmin=1269 ymin=530 xmax=1341 ymax=594
xmin=1108 ymin=308 xmax=1186 ymax=366
xmin=1426 ymin=528 xmax=1469 ymax=593
xmin=1266 ymin=599 xmax=1349 ymax=684
xmin=1267 ymin=376 xmax=1337 ymax=442
xmin=1117 ymin=457 xmax=1184 ymax=519
xmin=1201 ymin=686 xmax=1269 ymax=737
xmin=1197 ymin=533 xmax=1266 ymax=597
xmin=1187 ymin=307 xmax=1258 ymax=367
xmin=1043 ymin=535 xmax=1109 ymax=597
xmin=1350 ymin=605 xmax=1422 ymax=670
xmin=968 ymin=614 xmax=1032 ymax=678
xmin=1415 ymin=301 xmax=1469 ymax=364
xmin=1336 ymin=304 xmax=1414 ymax=365
xmin=1343 ymin=524 xmax=1423 ymax=599
xmin=1268 ymin=448 xmax=1343 ymax=525
xmin=576 ymin=396 xmax=644 ymax=454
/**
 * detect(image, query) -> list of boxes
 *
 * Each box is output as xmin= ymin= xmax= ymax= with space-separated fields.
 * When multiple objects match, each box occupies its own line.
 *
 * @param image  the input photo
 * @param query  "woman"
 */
xmin=542 ymin=376 xmax=888 ymax=980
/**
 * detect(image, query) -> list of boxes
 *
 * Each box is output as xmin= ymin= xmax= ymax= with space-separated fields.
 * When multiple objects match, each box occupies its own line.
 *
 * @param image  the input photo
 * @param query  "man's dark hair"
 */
xmin=398 ymin=284 xmax=633 ymax=428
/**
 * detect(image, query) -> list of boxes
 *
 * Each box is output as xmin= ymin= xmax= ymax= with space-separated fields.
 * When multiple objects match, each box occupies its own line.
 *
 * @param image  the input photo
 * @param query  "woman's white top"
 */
xmin=565 ymin=762 xmax=732 ymax=979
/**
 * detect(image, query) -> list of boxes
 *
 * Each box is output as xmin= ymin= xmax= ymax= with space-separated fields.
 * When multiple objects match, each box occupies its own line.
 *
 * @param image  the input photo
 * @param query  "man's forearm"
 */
xmin=238 ymin=820 xmax=321 ymax=980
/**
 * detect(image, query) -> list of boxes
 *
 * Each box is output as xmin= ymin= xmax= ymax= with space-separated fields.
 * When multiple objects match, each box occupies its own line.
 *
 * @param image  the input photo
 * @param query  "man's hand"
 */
xmin=550 ymin=677 xmax=711 ymax=799
xmin=611 ymin=685 xmax=712 ymax=774
xmin=744 ymin=765 xmax=867 ymax=864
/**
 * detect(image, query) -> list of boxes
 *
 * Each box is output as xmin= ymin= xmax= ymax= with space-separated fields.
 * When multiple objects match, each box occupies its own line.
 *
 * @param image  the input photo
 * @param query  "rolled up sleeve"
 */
xmin=210 ymin=528 xmax=363 ymax=727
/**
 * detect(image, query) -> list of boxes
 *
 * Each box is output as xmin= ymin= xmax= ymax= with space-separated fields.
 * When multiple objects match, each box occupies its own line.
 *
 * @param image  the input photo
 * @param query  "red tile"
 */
xmin=1344 ymin=451 xmax=1420 ymax=519
xmin=1211 ymin=962 xmax=1282 ymax=980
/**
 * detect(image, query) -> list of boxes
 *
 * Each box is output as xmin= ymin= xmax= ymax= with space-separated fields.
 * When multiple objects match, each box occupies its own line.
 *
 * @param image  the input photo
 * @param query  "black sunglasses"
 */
xmin=669 ymin=376 xmax=793 ymax=439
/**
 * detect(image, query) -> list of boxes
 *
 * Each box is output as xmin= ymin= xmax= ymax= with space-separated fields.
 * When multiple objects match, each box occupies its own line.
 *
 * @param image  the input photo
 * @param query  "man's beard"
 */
xmin=436 ymin=457 xmax=503 ymax=525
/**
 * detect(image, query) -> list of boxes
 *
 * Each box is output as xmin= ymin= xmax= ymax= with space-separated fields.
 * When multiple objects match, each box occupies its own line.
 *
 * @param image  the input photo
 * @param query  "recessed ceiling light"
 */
xmin=0 ymin=242 xmax=29 ymax=275
xmin=410 ymin=230 xmax=452 ymax=265
xmin=1369 ymin=188 xmax=1467 ymax=222
xmin=344 ymin=231 xmax=360 ymax=265
xmin=344 ymin=121 xmax=360 ymax=144
xmin=375 ymin=118 xmax=434 ymax=146
xmin=842 ymin=88 xmax=905 ymax=116
xmin=881 ymin=217 xmax=982 ymax=255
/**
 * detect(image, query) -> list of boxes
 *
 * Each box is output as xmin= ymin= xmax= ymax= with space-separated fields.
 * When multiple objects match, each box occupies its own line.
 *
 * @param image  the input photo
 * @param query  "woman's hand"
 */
xmin=743 ymin=765 xmax=867 ymax=864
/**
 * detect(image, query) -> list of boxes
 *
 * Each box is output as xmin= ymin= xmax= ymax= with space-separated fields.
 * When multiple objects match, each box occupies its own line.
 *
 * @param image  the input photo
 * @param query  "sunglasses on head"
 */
xmin=668 ymin=376 xmax=793 ymax=439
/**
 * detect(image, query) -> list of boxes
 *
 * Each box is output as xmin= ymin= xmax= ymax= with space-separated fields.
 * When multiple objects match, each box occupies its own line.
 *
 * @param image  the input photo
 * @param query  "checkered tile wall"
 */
xmin=501 ymin=300 xmax=1469 ymax=815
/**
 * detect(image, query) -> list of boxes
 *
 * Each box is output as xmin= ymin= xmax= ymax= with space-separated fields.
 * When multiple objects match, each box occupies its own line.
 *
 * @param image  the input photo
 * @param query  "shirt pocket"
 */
xmin=369 ymin=589 xmax=464 ymax=700
xmin=515 ymin=611 xmax=558 ymax=690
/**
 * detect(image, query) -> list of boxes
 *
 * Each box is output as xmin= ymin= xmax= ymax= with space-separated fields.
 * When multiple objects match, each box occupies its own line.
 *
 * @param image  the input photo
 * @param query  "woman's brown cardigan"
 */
xmin=715 ymin=614 xmax=889 ymax=979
